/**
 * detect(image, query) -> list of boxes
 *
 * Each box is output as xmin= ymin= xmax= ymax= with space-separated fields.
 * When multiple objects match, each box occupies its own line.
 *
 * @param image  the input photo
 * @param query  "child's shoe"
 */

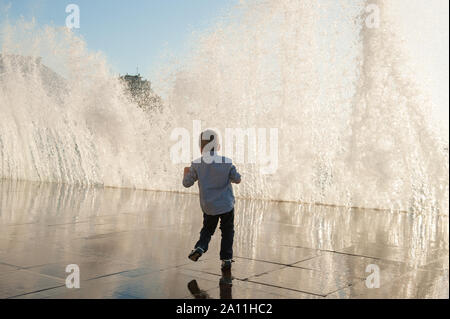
xmin=221 ymin=259 xmax=234 ymax=271
xmin=188 ymin=247 xmax=204 ymax=261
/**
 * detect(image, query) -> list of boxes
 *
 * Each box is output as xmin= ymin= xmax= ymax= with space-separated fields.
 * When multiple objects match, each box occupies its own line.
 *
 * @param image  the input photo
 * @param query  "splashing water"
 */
xmin=0 ymin=1 xmax=448 ymax=215
xmin=0 ymin=19 xmax=169 ymax=190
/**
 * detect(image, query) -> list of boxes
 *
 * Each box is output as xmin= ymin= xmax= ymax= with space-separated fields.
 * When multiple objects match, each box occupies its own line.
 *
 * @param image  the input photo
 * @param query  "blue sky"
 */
xmin=0 ymin=0 xmax=237 ymax=77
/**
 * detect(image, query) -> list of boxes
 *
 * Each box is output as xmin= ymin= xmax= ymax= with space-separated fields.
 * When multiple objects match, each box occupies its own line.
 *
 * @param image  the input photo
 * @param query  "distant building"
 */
xmin=119 ymin=73 xmax=162 ymax=112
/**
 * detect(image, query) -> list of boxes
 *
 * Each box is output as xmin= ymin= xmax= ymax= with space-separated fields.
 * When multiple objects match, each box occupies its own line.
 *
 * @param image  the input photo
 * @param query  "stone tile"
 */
xmin=420 ymin=256 xmax=449 ymax=271
xmin=0 ymin=238 xmax=60 ymax=255
xmin=11 ymin=285 xmax=73 ymax=299
xmin=328 ymin=269 xmax=449 ymax=299
xmin=26 ymin=259 xmax=136 ymax=281
xmin=250 ymin=266 xmax=357 ymax=297
xmin=119 ymin=266 xmax=161 ymax=278
xmin=294 ymin=251 xmax=413 ymax=282
xmin=400 ymin=269 xmax=449 ymax=290
xmin=218 ymin=279 xmax=322 ymax=299
xmin=0 ymin=270 xmax=65 ymax=298
xmin=44 ymin=268 xmax=220 ymax=299
xmin=0 ymin=248 xmax=91 ymax=268
xmin=423 ymin=277 xmax=449 ymax=299
xmin=117 ymin=277 xmax=217 ymax=299
xmin=0 ymin=180 xmax=448 ymax=299
xmin=180 ymin=257 xmax=285 ymax=280
xmin=235 ymin=244 xmax=320 ymax=265
xmin=0 ymin=263 xmax=19 ymax=274
xmin=337 ymin=243 xmax=406 ymax=261
xmin=58 ymin=231 xmax=205 ymax=268
xmin=325 ymin=280 xmax=367 ymax=299
xmin=201 ymin=286 xmax=286 ymax=299
xmin=13 ymin=273 xmax=134 ymax=299
xmin=337 ymin=243 xmax=446 ymax=266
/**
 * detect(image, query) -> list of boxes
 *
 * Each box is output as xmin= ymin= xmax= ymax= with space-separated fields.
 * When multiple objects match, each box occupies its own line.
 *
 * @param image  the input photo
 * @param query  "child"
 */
xmin=183 ymin=129 xmax=241 ymax=270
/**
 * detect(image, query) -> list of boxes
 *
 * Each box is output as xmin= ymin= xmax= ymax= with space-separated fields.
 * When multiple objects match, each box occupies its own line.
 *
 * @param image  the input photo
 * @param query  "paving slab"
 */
xmin=337 ymin=243 xmax=447 ymax=266
xmin=180 ymin=257 xmax=286 ymax=280
xmin=26 ymin=259 xmax=137 ymax=281
xmin=327 ymin=269 xmax=449 ymax=299
xmin=0 ymin=180 xmax=448 ymax=299
xmin=249 ymin=266 xmax=357 ymax=297
xmin=43 ymin=268 xmax=220 ymax=299
xmin=0 ymin=270 xmax=65 ymax=298
xmin=0 ymin=247 xmax=92 ymax=269
xmin=293 ymin=251 xmax=413 ymax=283
xmin=0 ymin=263 xmax=19 ymax=274
xmin=235 ymin=244 xmax=320 ymax=265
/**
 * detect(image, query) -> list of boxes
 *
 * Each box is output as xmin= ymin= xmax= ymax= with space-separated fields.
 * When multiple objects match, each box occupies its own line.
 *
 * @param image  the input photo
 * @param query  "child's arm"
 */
xmin=229 ymin=164 xmax=241 ymax=184
xmin=182 ymin=165 xmax=198 ymax=188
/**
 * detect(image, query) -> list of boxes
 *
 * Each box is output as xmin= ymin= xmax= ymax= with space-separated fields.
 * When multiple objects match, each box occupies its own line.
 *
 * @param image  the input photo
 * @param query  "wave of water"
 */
xmin=0 ymin=1 xmax=448 ymax=215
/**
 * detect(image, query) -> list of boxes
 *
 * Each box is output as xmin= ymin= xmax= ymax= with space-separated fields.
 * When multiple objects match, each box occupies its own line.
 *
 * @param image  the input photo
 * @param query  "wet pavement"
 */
xmin=0 ymin=180 xmax=448 ymax=299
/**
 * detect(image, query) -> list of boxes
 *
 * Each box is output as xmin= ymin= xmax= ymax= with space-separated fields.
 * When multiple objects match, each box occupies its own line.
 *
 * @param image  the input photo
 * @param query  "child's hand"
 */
xmin=184 ymin=167 xmax=191 ymax=177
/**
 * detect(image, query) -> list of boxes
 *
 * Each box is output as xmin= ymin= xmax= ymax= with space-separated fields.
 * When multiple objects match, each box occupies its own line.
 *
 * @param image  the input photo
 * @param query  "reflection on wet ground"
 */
xmin=187 ymin=269 xmax=233 ymax=299
xmin=0 ymin=180 xmax=448 ymax=299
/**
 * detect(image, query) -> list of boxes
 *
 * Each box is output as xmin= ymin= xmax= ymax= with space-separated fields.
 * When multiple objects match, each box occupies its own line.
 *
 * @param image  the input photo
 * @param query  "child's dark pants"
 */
xmin=195 ymin=209 xmax=234 ymax=260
